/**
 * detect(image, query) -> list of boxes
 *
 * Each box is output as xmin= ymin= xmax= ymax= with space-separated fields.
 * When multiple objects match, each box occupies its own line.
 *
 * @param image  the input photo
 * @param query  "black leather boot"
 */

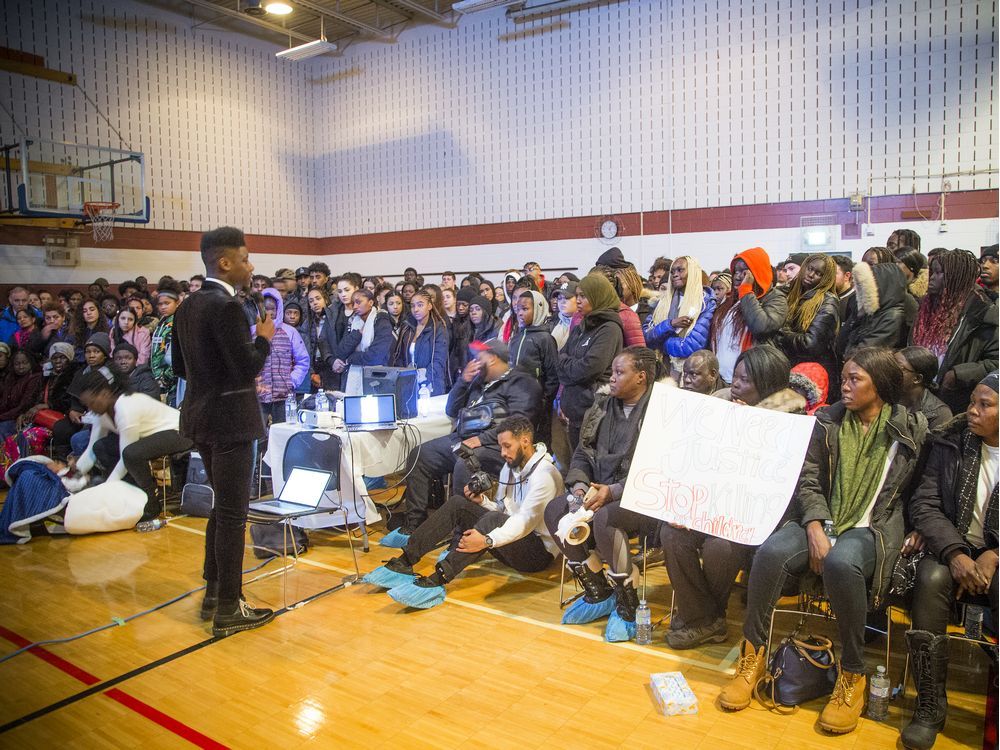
xmin=199 ymin=580 xmax=219 ymax=621
xmin=568 ymin=561 xmax=614 ymax=604
xmin=607 ymin=572 xmax=640 ymax=622
xmin=901 ymin=629 xmax=949 ymax=750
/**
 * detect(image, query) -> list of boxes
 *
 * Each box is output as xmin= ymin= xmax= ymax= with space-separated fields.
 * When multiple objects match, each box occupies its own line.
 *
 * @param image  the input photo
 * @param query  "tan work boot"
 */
xmin=818 ymin=669 xmax=867 ymax=734
xmin=719 ymin=639 xmax=766 ymax=711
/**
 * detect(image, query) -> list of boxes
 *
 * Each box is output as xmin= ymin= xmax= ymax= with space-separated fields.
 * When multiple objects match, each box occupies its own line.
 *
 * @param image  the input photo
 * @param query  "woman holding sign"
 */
xmin=661 ymin=346 xmax=807 ymax=650
xmin=720 ymin=347 xmax=927 ymax=735
xmin=544 ymin=346 xmax=663 ymax=643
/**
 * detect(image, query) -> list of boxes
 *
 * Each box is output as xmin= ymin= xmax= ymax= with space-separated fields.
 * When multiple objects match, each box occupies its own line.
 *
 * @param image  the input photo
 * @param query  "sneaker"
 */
xmin=719 ymin=639 xmax=766 ymax=711
xmin=212 ymin=600 xmax=275 ymax=637
xmin=665 ymin=617 xmax=728 ymax=650
xmin=818 ymin=670 xmax=867 ymax=734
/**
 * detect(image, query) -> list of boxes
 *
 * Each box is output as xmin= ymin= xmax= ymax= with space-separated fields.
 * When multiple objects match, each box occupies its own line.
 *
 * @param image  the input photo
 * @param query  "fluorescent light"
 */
xmin=275 ymin=39 xmax=337 ymax=60
xmin=452 ymin=0 xmax=522 ymax=14
xmin=266 ymin=2 xmax=293 ymax=14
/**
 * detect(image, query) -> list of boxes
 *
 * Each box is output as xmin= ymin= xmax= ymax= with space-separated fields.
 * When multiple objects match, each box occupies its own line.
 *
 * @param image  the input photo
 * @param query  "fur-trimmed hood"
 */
xmin=852 ymin=261 xmax=907 ymax=316
xmin=908 ymin=267 xmax=929 ymax=299
xmin=711 ymin=386 xmax=808 ymax=414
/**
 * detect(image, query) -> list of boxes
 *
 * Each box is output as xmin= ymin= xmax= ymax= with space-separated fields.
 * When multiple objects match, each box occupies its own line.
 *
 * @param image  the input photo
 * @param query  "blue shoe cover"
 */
xmin=561 ymin=594 xmax=615 ymax=625
xmin=387 ymin=581 xmax=446 ymax=609
xmin=379 ymin=528 xmax=410 ymax=548
xmin=604 ymin=609 xmax=636 ymax=642
xmin=362 ymin=565 xmax=416 ymax=589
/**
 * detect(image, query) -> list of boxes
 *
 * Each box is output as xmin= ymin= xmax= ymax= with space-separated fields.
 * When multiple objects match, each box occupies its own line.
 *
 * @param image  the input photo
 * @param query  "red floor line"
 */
xmin=0 ymin=625 xmax=229 ymax=749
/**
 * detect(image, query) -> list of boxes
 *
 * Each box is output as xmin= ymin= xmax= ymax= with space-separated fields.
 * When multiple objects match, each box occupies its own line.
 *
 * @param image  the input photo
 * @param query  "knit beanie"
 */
xmin=469 ymin=295 xmax=493 ymax=315
xmin=0 ymin=342 xmax=10 ymax=357
xmin=457 ymin=287 xmax=478 ymax=305
xmin=85 ymin=332 xmax=112 ymax=357
xmin=596 ymin=247 xmax=630 ymax=269
xmin=980 ymin=371 xmax=999 ymax=393
xmin=48 ymin=342 xmax=75 ymax=361
xmin=578 ymin=273 xmax=621 ymax=313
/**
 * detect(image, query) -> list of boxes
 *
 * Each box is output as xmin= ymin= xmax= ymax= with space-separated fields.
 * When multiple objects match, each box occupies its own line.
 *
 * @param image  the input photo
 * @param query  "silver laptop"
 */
xmin=343 ymin=393 xmax=397 ymax=432
xmin=249 ymin=466 xmax=332 ymax=515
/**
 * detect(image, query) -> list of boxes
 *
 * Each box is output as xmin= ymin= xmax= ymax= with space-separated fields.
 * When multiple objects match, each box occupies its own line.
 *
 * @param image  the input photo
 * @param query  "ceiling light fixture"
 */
xmin=265 ymin=2 xmax=293 ymax=14
xmin=275 ymin=38 xmax=337 ymax=60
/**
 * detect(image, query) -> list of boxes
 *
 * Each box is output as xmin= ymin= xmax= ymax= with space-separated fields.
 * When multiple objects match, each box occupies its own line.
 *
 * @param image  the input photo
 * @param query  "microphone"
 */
xmin=250 ymin=291 xmax=267 ymax=320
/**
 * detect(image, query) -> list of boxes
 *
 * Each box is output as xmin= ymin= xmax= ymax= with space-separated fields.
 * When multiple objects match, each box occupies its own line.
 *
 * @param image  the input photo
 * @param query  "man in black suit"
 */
xmin=173 ymin=227 xmax=276 ymax=637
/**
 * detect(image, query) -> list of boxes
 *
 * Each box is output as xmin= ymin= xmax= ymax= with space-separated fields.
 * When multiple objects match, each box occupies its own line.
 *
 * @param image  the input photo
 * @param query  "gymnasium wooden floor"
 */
xmin=0 ymin=503 xmax=991 ymax=749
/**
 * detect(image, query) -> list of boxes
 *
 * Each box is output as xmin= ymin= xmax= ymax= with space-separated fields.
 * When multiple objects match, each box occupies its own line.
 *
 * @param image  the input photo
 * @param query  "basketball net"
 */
xmin=83 ymin=201 xmax=119 ymax=242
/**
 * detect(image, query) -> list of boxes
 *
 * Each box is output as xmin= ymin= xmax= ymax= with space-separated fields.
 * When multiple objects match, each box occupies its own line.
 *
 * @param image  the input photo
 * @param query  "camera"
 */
xmin=452 ymin=442 xmax=494 ymax=497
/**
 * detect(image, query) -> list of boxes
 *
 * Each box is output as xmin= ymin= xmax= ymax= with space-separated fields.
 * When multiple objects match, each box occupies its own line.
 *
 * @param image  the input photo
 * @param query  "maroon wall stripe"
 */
xmin=1 ymin=189 xmax=996 ymax=255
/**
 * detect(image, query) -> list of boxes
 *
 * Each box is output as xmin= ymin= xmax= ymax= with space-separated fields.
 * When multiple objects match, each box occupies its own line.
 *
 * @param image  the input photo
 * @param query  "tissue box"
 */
xmin=651 ymin=672 xmax=698 ymax=716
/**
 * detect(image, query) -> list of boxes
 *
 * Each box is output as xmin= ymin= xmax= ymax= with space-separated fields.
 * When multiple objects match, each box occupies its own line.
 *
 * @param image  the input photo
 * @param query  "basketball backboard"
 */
xmin=1 ymin=138 xmax=150 ymax=224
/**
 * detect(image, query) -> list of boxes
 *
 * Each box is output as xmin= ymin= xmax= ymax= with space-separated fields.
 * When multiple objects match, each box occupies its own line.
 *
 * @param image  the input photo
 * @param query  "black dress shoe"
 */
xmin=199 ymin=580 xmax=219 ymax=621
xmin=212 ymin=600 xmax=275 ymax=637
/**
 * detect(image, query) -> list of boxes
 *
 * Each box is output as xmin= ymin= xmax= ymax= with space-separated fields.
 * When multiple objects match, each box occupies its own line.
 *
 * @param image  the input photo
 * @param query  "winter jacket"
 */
xmin=0 ymin=305 xmax=41 ymax=347
xmin=128 ymin=363 xmax=162 ymax=400
xmin=448 ymin=314 xmax=473 ymax=382
xmin=445 ymin=366 xmax=543 ymax=447
xmin=566 ymin=389 xmax=652 ymax=500
xmin=774 ymin=290 xmax=841 ymax=388
xmin=795 ymin=401 xmax=927 ymax=609
xmin=835 ymin=261 xmax=907 ymax=361
xmin=508 ymin=323 xmax=560 ymax=414
xmin=916 ymin=389 xmax=953 ymax=431
xmin=251 ymin=289 xmax=310 ymax=402
xmin=909 ymin=415 xmax=998 ymax=563
xmin=618 ymin=302 xmax=645 ymax=348
xmin=111 ymin=325 xmax=152 ymax=365
xmin=344 ymin=310 xmax=395 ymax=368
xmin=645 ymin=287 xmax=717 ymax=361
xmin=0 ymin=371 xmax=42 ymax=421
xmin=391 ymin=316 xmax=450 ymax=396
xmin=712 ymin=386 xmax=808 ymax=415
xmin=931 ymin=291 xmax=998 ymax=414
xmin=38 ymin=362 xmax=80 ymax=414
xmin=26 ymin=325 xmax=75 ymax=360
xmin=557 ymin=308 xmax=624 ymax=425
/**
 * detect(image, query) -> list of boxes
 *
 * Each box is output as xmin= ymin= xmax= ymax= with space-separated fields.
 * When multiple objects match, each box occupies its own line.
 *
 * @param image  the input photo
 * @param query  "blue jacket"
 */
xmin=392 ymin=315 xmax=450 ymax=396
xmin=0 ymin=305 xmax=41 ymax=347
xmin=644 ymin=288 xmax=716 ymax=359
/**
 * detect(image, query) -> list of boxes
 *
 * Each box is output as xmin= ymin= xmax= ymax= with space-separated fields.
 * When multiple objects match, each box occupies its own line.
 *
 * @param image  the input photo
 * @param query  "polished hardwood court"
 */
xmin=0 ymin=509 xmax=991 ymax=749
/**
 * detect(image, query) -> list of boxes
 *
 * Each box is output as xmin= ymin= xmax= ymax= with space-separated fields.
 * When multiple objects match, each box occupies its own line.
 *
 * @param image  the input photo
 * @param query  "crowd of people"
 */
xmin=0 ymin=230 xmax=997 ymax=745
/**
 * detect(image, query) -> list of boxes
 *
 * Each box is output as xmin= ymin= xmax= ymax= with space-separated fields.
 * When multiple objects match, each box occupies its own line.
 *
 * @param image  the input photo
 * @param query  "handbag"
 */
xmin=755 ymin=633 xmax=838 ymax=710
xmin=249 ymin=522 xmax=309 ymax=559
xmin=33 ymin=409 xmax=65 ymax=430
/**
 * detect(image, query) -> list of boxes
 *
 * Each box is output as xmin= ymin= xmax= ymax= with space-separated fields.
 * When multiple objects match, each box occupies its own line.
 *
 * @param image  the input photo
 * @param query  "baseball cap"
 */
xmin=553 ymin=280 xmax=579 ymax=298
xmin=469 ymin=338 xmax=508 ymax=361
xmin=295 ymin=266 xmax=310 ymax=278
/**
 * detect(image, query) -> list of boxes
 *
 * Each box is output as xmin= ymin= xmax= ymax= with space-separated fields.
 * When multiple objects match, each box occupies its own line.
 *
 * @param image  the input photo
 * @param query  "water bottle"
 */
xmin=136 ymin=518 xmax=165 ymax=533
xmin=965 ymin=605 xmax=984 ymax=640
xmin=418 ymin=381 xmax=431 ymax=417
xmin=284 ymin=393 xmax=297 ymax=423
xmin=867 ymin=665 xmax=890 ymax=720
xmin=567 ymin=492 xmax=584 ymax=513
xmin=823 ymin=520 xmax=838 ymax=546
xmin=315 ymin=390 xmax=329 ymax=412
xmin=635 ymin=600 xmax=652 ymax=645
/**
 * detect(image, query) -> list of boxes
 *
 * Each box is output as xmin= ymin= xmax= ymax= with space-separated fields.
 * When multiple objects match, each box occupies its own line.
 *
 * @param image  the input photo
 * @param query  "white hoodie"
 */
xmin=480 ymin=445 xmax=564 ymax=555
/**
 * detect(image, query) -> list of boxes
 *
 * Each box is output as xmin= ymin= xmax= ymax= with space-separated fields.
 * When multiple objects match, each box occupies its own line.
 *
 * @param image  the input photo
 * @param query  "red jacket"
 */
xmin=618 ymin=302 xmax=645 ymax=348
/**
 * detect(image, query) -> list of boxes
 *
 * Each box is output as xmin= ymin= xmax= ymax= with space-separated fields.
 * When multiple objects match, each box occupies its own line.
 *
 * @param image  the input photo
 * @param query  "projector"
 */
xmin=297 ymin=410 xmax=342 ymax=429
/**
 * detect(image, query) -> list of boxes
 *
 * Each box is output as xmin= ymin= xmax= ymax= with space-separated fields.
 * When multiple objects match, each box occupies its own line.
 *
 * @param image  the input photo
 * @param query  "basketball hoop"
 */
xmin=83 ymin=201 xmax=120 ymax=242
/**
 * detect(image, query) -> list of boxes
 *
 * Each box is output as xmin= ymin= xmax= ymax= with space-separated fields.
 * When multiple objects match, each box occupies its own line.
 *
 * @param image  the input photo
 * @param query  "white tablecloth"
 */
xmin=266 ymin=394 xmax=453 ymax=528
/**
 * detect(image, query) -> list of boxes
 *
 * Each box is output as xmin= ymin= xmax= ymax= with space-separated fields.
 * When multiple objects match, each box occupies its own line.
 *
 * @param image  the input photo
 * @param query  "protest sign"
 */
xmin=621 ymin=384 xmax=815 ymax=546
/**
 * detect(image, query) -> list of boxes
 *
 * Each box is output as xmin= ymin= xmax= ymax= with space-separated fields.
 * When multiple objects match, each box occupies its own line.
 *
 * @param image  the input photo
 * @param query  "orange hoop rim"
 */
xmin=83 ymin=201 xmax=120 ymax=216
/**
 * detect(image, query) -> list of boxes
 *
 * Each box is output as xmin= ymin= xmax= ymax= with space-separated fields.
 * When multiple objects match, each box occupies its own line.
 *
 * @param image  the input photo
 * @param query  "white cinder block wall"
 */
xmin=0 ymin=0 xmax=997 ymax=285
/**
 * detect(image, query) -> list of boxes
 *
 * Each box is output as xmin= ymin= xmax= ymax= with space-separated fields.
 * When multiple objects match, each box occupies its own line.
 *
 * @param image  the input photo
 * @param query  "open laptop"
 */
xmin=249 ymin=466 xmax=332 ymax=516
xmin=343 ymin=393 xmax=397 ymax=432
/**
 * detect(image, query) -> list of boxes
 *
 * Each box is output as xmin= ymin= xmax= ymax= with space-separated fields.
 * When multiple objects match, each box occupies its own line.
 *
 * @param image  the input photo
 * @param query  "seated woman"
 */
xmin=51 ymin=332 xmax=114 ymax=461
xmin=719 ymin=347 xmax=927 ymax=735
xmin=663 ymin=346 xmax=806 ymax=650
xmin=113 ymin=343 xmax=163 ymax=399
xmin=110 ymin=307 xmax=152 ymax=365
xmin=894 ymin=345 xmax=953 ymax=429
xmin=903 ymin=373 xmax=998 ymax=750
xmin=644 ymin=255 xmax=717 ymax=379
xmin=26 ymin=302 xmax=74 ymax=359
xmin=390 ymin=288 xmax=450 ymax=396
xmin=12 ymin=308 xmax=39 ymax=351
xmin=15 ymin=342 xmax=79 ymax=435
xmin=73 ymin=367 xmax=193 ymax=524
xmin=0 ymin=349 xmax=43 ymax=439
xmin=339 ymin=288 xmax=394 ymax=394
xmin=544 ymin=346 xmax=662 ymax=642
xmin=774 ymin=253 xmax=841 ymax=390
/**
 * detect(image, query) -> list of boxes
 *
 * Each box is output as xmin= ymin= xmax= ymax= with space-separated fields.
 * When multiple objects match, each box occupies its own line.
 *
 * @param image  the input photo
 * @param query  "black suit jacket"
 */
xmin=173 ymin=280 xmax=270 ymax=444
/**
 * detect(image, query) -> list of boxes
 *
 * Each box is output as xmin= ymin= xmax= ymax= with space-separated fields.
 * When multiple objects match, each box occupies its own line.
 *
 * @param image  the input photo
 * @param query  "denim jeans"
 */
xmin=743 ymin=523 xmax=876 ymax=674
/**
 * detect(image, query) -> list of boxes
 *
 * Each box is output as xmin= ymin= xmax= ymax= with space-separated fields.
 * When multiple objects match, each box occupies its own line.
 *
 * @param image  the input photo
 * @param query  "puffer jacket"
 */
xmin=251 ymin=288 xmax=310 ymax=400
xmin=774 ymin=290 xmax=841 ymax=388
xmin=835 ymin=261 xmax=906 ymax=361
xmin=557 ymin=308 xmax=624 ymax=424
xmin=909 ymin=415 xmax=998 ymax=563
xmin=796 ymin=401 xmax=928 ymax=609
xmin=618 ymin=302 xmax=645 ymax=348
xmin=445 ymin=366 xmax=543 ymax=447
xmin=645 ymin=287 xmax=717 ymax=363
xmin=508 ymin=322 xmax=559 ymax=409
xmin=128 ymin=363 xmax=162 ymax=399
xmin=932 ymin=291 xmax=998 ymax=414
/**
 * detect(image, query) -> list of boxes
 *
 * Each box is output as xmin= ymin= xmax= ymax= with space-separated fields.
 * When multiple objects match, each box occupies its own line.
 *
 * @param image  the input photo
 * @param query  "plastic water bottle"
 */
xmin=867 ymin=665 xmax=890 ymax=720
xmin=635 ymin=600 xmax=652 ymax=645
xmin=136 ymin=518 xmax=165 ymax=532
xmin=315 ymin=390 xmax=329 ymax=412
xmin=418 ymin=382 xmax=431 ymax=417
xmin=965 ymin=605 xmax=984 ymax=640
xmin=823 ymin=520 xmax=838 ymax=546
xmin=284 ymin=393 xmax=297 ymax=422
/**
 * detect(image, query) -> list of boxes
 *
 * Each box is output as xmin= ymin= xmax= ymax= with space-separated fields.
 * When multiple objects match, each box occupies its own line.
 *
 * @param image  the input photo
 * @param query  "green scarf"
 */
xmin=830 ymin=404 xmax=893 ymax=533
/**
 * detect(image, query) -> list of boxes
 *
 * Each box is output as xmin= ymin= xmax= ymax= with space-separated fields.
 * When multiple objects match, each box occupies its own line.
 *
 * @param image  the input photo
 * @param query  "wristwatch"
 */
xmin=484 ymin=534 xmax=494 ymax=549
